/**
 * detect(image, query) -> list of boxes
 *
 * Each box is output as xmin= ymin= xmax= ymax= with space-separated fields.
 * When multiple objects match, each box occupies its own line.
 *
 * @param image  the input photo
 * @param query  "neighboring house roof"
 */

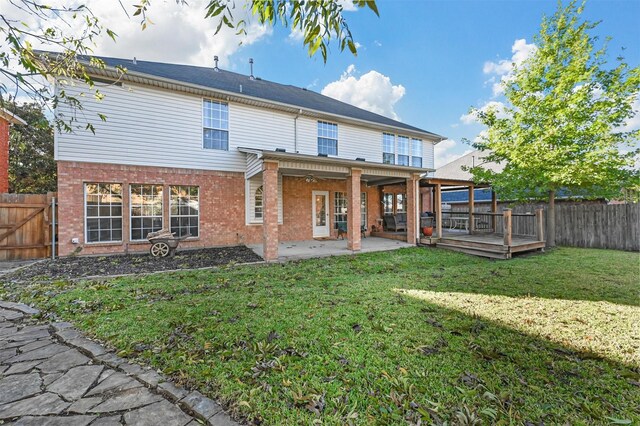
xmin=434 ymin=150 xmax=503 ymax=181
xmin=442 ymin=188 xmax=493 ymax=204
xmin=0 ymin=107 xmax=26 ymax=125
xmin=63 ymin=54 xmax=445 ymax=141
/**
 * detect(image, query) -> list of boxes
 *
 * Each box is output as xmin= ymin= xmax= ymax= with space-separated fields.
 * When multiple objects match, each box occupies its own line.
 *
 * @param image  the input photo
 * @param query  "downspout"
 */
xmin=294 ymin=109 xmax=302 ymax=153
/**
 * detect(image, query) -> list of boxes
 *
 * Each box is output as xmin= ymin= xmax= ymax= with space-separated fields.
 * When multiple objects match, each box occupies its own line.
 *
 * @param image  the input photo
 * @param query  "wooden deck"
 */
xmin=421 ymin=232 xmax=545 ymax=259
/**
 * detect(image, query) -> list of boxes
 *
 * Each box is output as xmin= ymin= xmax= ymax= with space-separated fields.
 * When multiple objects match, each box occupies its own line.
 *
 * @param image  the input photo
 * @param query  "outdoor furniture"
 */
xmin=337 ymin=223 xmax=367 ymax=239
xmin=383 ymin=214 xmax=406 ymax=232
xmin=147 ymin=229 xmax=190 ymax=257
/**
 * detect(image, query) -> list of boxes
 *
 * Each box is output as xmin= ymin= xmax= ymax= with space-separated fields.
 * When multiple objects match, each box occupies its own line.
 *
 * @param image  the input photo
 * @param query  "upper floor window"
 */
xmin=318 ymin=121 xmax=338 ymax=156
xmin=85 ymin=183 xmax=122 ymax=243
xmin=397 ymin=136 xmax=409 ymax=166
xmin=382 ymin=133 xmax=395 ymax=164
xmin=411 ymin=138 xmax=423 ymax=167
xmin=203 ymin=100 xmax=229 ymax=150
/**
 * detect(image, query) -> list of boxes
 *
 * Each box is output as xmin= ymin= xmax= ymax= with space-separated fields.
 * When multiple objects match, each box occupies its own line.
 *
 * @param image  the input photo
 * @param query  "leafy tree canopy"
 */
xmin=7 ymin=100 xmax=56 ymax=194
xmin=470 ymin=0 xmax=640 ymax=203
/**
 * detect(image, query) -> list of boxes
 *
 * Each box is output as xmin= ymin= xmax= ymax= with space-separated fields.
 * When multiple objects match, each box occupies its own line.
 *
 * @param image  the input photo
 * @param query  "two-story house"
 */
xmin=54 ymin=56 xmax=445 ymax=260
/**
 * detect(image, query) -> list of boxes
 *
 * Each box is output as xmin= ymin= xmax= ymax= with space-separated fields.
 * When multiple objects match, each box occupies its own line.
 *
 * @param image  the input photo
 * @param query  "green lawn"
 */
xmin=4 ymin=247 xmax=639 ymax=425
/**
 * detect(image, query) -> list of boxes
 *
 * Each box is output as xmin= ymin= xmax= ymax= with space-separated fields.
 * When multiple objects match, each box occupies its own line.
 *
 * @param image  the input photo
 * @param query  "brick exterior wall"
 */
xmin=346 ymin=169 xmax=362 ymax=251
xmin=262 ymin=161 xmax=279 ymax=261
xmin=57 ymin=161 xmax=386 ymax=257
xmin=0 ymin=118 xmax=9 ymax=193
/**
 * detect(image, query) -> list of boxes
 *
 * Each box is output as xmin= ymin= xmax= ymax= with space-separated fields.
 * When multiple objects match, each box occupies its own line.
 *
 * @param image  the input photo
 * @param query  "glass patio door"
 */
xmin=312 ymin=191 xmax=330 ymax=237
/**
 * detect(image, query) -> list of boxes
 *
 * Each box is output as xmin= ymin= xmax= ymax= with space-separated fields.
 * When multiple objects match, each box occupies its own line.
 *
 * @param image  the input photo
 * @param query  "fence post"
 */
xmin=503 ymin=208 xmax=512 ymax=246
xmin=491 ymin=190 xmax=497 ymax=232
xmin=535 ymin=208 xmax=544 ymax=242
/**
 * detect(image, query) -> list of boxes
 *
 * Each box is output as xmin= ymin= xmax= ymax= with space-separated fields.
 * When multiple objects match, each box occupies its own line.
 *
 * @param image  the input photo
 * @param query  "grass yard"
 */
xmin=4 ymin=247 xmax=639 ymax=425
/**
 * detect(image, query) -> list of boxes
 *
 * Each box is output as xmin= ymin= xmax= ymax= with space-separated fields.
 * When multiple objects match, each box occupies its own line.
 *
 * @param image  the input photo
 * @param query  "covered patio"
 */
xmin=239 ymin=148 xmax=430 ymax=261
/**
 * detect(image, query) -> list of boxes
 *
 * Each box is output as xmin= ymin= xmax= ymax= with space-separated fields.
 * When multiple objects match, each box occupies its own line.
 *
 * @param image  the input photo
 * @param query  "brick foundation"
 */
xmin=57 ymin=161 xmax=386 ymax=257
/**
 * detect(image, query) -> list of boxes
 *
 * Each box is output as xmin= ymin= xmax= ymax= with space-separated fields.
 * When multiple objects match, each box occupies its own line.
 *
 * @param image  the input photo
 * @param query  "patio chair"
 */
xmin=337 ymin=223 xmax=367 ymax=239
xmin=383 ymin=214 xmax=406 ymax=232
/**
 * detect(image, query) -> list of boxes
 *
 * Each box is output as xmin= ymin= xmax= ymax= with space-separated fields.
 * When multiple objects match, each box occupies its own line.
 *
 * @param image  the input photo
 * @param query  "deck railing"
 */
xmin=441 ymin=208 xmax=544 ymax=245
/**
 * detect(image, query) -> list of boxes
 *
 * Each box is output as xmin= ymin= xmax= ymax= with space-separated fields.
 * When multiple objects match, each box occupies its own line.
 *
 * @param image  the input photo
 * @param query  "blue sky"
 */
xmin=9 ymin=0 xmax=639 ymax=166
xmin=229 ymin=0 xmax=640 ymax=165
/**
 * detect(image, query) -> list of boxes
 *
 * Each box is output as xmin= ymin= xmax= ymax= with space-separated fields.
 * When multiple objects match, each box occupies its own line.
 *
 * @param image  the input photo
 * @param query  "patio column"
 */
xmin=434 ymin=184 xmax=442 ymax=238
xmin=346 ymin=168 xmax=362 ymax=251
xmin=406 ymin=174 xmax=419 ymax=244
xmin=468 ymin=185 xmax=475 ymax=234
xmin=262 ymin=161 xmax=279 ymax=261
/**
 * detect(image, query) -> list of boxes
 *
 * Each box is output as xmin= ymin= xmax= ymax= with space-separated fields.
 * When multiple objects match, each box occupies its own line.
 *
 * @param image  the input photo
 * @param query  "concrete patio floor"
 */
xmin=248 ymin=237 xmax=414 ymax=261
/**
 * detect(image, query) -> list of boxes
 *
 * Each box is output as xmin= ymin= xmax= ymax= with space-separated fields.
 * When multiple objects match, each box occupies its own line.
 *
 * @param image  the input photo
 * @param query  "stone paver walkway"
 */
xmin=0 ymin=301 xmax=238 ymax=425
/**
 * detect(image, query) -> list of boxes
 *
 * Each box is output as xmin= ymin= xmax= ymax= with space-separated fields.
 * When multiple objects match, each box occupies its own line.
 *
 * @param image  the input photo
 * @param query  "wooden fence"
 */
xmin=452 ymin=202 xmax=639 ymax=251
xmin=0 ymin=193 xmax=57 ymax=261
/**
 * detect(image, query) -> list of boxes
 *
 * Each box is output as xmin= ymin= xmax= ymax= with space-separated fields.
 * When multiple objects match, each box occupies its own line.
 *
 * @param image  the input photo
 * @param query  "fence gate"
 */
xmin=0 ymin=193 xmax=57 ymax=261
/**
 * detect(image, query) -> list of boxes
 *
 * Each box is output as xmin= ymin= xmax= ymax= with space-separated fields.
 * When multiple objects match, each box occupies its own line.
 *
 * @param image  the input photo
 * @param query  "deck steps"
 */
xmin=435 ymin=242 xmax=510 ymax=259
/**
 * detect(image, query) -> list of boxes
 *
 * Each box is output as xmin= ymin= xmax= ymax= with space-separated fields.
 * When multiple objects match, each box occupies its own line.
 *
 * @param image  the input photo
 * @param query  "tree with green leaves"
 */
xmin=469 ymin=0 xmax=640 ymax=247
xmin=1 ymin=0 xmax=378 ymax=132
xmin=7 ymin=101 xmax=56 ymax=193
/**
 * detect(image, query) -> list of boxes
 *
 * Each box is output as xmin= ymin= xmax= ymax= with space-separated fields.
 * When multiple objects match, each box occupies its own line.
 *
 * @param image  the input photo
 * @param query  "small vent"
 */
xmin=318 ymin=153 xmax=328 ymax=157
xmin=275 ymin=148 xmax=286 ymax=152
xmin=356 ymin=157 xmax=366 ymax=161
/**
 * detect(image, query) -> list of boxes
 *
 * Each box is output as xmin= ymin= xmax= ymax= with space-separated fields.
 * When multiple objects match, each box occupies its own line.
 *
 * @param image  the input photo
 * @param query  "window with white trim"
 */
xmin=383 ymin=193 xmax=394 ymax=214
xmin=318 ymin=121 xmax=338 ymax=155
xmin=382 ymin=133 xmax=395 ymax=164
xmin=397 ymin=136 xmax=409 ymax=166
xmin=203 ymin=100 xmax=229 ymax=150
xmin=396 ymin=193 xmax=406 ymax=213
xmin=170 ymin=186 xmax=199 ymax=237
xmin=411 ymin=138 xmax=423 ymax=167
xmin=85 ymin=183 xmax=123 ymax=243
xmin=334 ymin=192 xmax=347 ymax=229
xmin=130 ymin=184 xmax=163 ymax=241
xmin=361 ymin=192 xmax=367 ymax=229
xmin=254 ymin=186 xmax=264 ymax=220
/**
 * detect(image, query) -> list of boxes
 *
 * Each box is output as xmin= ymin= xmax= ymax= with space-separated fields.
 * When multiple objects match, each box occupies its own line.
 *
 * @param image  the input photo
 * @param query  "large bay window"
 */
xmin=203 ymin=99 xmax=229 ymax=150
xmin=130 ymin=184 xmax=163 ymax=241
xmin=85 ymin=183 xmax=123 ymax=243
xmin=170 ymin=186 xmax=199 ymax=237
xmin=318 ymin=121 xmax=338 ymax=155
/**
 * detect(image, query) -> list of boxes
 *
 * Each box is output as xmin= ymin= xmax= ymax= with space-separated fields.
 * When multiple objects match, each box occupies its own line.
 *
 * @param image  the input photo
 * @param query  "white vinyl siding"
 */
xmin=246 ymin=174 xmax=283 ymax=224
xmin=56 ymin=80 xmax=436 ymax=170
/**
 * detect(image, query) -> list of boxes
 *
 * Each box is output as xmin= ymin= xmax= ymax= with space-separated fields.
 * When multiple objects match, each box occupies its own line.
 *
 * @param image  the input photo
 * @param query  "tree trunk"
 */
xmin=547 ymin=189 xmax=556 ymax=247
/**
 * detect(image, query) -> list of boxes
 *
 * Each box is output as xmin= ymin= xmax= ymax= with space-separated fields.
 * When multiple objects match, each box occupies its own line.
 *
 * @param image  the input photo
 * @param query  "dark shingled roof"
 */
xmin=86 ymin=55 xmax=443 ymax=138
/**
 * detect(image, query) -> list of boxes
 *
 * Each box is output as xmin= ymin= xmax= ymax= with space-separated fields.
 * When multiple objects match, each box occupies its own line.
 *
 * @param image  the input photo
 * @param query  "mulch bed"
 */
xmin=2 ymin=246 xmax=263 ymax=283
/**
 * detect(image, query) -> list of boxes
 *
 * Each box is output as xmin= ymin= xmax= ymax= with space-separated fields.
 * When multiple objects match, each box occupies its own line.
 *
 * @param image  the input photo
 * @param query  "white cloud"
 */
xmin=460 ymin=101 xmax=507 ymax=125
xmin=434 ymin=139 xmax=474 ymax=168
xmin=373 ymin=40 xmax=382 ymax=47
xmin=337 ymin=0 xmax=358 ymax=12
xmin=483 ymin=39 xmax=537 ymax=97
xmin=1 ymin=0 xmax=272 ymax=69
xmin=321 ymin=65 xmax=406 ymax=120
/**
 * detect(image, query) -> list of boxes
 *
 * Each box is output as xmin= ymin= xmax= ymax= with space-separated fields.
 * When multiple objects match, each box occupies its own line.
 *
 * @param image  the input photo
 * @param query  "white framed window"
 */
xmin=334 ymin=192 xmax=347 ymax=229
xmin=203 ymin=99 xmax=229 ymax=150
xmin=397 ymin=136 xmax=409 ymax=166
xmin=318 ymin=121 xmax=338 ymax=155
xmin=382 ymin=133 xmax=395 ymax=164
xmin=130 ymin=184 xmax=163 ymax=241
xmin=254 ymin=186 xmax=264 ymax=219
xmin=411 ymin=138 xmax=423 ymax=167
xmin=383 ymin=193 xmax=394 ymax=214
xmin=361 ymin=192 xmax=367 ymax=229
xmin=396 ymin=193 xmax=406 ymax=213
xmin=170 ymin=186 xmax=199 ymax=237
xmin=85 ymin=183 xmax=123 ymax=243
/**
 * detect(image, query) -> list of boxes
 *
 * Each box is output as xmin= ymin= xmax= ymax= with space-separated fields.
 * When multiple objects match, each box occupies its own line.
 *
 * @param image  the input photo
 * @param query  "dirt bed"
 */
xmin=1 ymin=246 xmax=263 ymax=283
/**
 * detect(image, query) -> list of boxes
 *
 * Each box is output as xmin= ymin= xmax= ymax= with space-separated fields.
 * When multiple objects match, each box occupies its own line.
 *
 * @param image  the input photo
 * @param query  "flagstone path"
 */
xmin=0 ymin=301 xmax=237 ymax=425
